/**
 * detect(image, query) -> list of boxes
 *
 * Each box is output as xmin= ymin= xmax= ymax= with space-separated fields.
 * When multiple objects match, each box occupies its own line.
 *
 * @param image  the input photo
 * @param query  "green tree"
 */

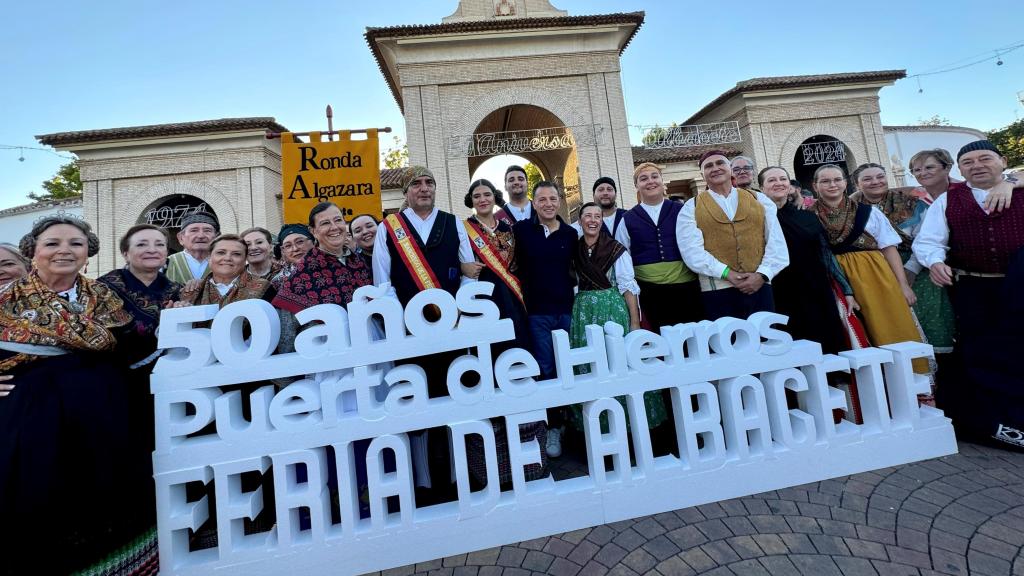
xmin=29 ymin=160 xmax=82 ymax=202
xmin=989 ymin=119 xmax=1024 ymax=168
xmin=381 ymin=136 xmax=408 ymax=169
xmin=641 ymin=123 xmax=679 ymax=146
xmin=523 ymin=162 xmax=543 ymax=199
xmin=916 ymin=114 xmax=951 ymax=127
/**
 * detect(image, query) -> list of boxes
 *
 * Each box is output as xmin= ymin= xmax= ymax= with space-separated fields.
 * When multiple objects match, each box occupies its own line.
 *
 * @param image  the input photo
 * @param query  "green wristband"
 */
xmin=721 ymin=266 xmax=730 ymax=280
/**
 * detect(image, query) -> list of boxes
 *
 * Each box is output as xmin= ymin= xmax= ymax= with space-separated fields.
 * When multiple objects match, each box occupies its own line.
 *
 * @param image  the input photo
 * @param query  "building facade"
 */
xmin=36 ymin=1 xmax=984 ymax=272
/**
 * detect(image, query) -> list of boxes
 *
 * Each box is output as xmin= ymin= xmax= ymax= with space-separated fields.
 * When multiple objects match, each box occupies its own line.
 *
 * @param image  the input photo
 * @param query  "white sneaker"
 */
xmin=546 ymin=427 xmax=562 ymax=458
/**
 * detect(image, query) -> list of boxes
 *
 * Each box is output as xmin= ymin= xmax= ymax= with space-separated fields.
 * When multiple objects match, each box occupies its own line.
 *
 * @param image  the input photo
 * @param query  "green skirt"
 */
xmin=568 ymin=287 xmax=668 ymax=431
xmin=912 ymin=273 xmax=954 ymax=353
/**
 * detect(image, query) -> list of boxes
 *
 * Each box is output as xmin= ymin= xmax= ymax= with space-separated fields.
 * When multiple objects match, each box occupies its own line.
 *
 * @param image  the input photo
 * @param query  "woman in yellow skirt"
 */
xmin=811 ymin=164 xmax=928 ymax=373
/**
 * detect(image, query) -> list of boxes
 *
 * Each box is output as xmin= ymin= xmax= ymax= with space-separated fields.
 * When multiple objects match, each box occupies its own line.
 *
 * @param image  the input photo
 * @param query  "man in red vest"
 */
xmin=913 ymin=140 xmax=1024 ymax=449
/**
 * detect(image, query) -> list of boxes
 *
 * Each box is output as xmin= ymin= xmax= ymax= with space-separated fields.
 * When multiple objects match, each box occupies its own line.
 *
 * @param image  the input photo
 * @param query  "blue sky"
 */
xmin=2 ymin=0 xmax=1022 ymax=210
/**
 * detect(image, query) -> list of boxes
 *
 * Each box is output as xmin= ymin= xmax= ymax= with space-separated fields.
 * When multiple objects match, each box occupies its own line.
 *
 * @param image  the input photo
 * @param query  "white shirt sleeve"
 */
xmin=371 ymin=223 xmax=398 ymax=299
xmin=571 ymin=221 xmax=583 ymax=237
xmin=912 ymin=193 xmax=951 ymax=268
xmin=615 ymin=219 xmax=631 ymax=250
xmin=678 ymin=197 xmax=730 ymax=279
xmin=865 ymin=207 xmax=902 ymax=250
xmin=455 ymin=217 xmax=474 ymax=265
xmin=614 ymin=250 xmax=641 ymax=296
xmin=755 ymin=192 xmax=789 ymax=280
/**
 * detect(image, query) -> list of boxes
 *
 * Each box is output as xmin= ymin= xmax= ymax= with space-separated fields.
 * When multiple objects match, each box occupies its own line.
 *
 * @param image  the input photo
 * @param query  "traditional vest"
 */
xmin=946 ymin=183 xmax=1024 ymax=274
xmin=603 ymin=208 xmax=626 ymax=238
xmin=386 ymin=211 xmax=461 ymax=305
xmin=623 ymin=200 xmax=683 ymax=266
xmin=694 ymin=189 xmax=766 ymax=273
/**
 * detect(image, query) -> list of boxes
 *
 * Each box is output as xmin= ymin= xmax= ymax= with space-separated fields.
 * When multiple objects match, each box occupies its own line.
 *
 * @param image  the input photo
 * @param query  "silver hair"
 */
xmin=730 ymin=155 xmax=756 ymax=169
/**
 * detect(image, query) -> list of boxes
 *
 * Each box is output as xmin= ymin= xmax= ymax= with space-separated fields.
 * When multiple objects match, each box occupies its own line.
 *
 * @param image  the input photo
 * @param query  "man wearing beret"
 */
xmin=165 ymin=211 xmax=219 ymax=284
xmin=679 ymin=150 xmax=788 ymax=320
xmin=913 ymin=139 xmax=1024 ymax=448
xmin=372 ymin=165 xmax=474 ymax=305
xmin=572 ymin=176 xmax=628 ymax=239
xmin=372 ymin=165 xmax=476 ymax=502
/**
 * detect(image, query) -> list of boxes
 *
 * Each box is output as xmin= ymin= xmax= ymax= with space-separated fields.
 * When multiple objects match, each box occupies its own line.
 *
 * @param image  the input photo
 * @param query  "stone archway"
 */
xmin=445 ymin=86 xmax=593 ymax=218
xmin=123 ymin=179 xmax=239 ymax=237
xmin=791 ymin=134 xmax=856 ymax=191
xmin=776 ymin=121 xmax=869 ymax=184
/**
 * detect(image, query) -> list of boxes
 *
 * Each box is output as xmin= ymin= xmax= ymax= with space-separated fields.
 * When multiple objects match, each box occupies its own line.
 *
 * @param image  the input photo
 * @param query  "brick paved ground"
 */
xmin=363 ymin=439 xmax=1024 ymax=576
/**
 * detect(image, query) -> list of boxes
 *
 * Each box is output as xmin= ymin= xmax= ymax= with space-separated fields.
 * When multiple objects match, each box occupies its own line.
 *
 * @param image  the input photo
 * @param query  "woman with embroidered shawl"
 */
xmin=177 ymin=233 xmax=275 ymax=308
xmin=271 ymin=202 xmax=385 ymax=515
xmin=0 ymin=216 xmax=155 ymax=575
xmin=269 ymin=223 xmax=314 ymax=290
xmin=460 ymin=180 xmax=545 ymax=487
xmin=272 ymin=202 xmax=372 ymax=317
xmin=567 ymin=203 xmax=669 ymax=441
xmin=758 ymin=167 xmax=858 ymax=356
xmin=812 ymin=165 xmax=928 ymax=377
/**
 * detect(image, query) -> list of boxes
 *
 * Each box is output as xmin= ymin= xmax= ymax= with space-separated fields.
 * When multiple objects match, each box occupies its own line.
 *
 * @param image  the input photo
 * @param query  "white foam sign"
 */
xmin=151 ymin=282 xmax=957 ymax=575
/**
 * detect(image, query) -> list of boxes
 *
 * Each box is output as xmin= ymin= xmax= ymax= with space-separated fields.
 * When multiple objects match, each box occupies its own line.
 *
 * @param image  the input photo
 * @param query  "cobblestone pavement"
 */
xmin=365 ymin=439 xmax=1024 ymax=576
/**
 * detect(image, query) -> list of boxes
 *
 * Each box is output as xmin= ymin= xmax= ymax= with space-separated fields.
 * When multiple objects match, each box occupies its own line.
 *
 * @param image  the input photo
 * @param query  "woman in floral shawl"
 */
xmin=0 ymin=216 xmax=155 ymax=575
xmin=178 ymin=233 xmax=275 ymax=308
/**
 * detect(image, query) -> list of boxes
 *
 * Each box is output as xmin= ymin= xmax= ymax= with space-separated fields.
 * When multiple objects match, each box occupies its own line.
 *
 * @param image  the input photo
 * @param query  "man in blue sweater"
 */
xmin=513 ymin=181 xmax=577 ymax=457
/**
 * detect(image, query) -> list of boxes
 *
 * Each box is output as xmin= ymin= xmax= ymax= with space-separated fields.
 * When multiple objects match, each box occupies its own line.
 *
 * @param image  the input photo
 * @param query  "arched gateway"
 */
xmin=366 ymin=0 xmax=643 ymax=219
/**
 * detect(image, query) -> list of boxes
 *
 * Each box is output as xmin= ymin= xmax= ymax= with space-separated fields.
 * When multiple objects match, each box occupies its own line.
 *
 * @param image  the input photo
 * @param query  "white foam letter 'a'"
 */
xmin=294 ymin=303 xmax=351 ymax=359
xmin=719 ymin=375 xmax=775 ymax=460
xmin=367 ymin=434 xmax=415 ymax=530
xmin=449 ymin=420 xmax=500 ymax=519
xmin=447 ymin=345 xmax=495 ymax=405
xmin=583 ymin=398 xmax=631 ymax=487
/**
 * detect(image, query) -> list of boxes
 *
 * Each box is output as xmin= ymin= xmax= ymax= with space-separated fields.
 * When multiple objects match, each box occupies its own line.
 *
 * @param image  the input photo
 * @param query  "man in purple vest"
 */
xmin=620 ymin=162 xmax=702 ymax=329
xmin=913 ymin=139 xmax=1024 ymax=449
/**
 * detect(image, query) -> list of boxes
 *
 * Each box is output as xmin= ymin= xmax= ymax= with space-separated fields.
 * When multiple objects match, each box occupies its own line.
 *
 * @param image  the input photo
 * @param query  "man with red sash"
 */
xmin=371 ymin=165 xmax=475 ymax=502
xmin=913 ymin=140 xmax=1024 ymax=449
xmin=372 ymin=166 xmax=474 ymax=306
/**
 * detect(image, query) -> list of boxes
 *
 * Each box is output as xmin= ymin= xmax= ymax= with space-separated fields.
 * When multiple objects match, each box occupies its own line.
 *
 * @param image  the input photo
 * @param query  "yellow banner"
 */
xmin=281 ymin=129 xmax=382 ymax=225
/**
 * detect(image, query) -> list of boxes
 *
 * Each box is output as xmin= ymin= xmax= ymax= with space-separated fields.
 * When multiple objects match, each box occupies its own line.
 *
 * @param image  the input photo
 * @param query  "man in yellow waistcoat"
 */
xmin=680 ymin=150 xmax=788 ymax=320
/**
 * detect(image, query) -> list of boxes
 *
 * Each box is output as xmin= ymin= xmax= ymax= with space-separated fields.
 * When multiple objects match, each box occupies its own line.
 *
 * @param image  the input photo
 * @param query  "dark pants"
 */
xmin=701 ymin=284 xmax=774 ymax=321
xmin=528 ymin=314 xmax=572 ymax=380
xmin=636 ymin=280 xmax=703 ymax=330
xmin=529 ymin=313 xmax=571 ymax=432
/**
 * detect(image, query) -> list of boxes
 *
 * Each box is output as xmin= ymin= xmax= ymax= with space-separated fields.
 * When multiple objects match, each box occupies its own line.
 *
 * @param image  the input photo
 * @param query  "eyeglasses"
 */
xmin=732 ymin=166 xmax=753 ymax=173
xmin=816 ymin=178 xmax=846 ymax=186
